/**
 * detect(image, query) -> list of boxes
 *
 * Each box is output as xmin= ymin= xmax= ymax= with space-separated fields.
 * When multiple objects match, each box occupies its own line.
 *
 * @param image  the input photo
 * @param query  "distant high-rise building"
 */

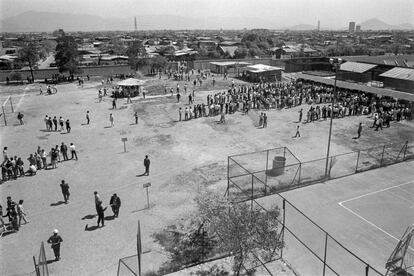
xmin=134 ymin=17 xmax=137 ymax=32
xmin=349 ymin=22 xmax=356 ymax=33
xmin=318 ymin=20 xmax=320 ymax=32
xmin=356 ymin=25 xmax=361 ymax=32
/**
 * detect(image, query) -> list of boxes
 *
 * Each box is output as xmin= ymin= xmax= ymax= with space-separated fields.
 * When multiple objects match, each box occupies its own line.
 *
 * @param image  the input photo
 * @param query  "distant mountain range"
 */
xmin=0 ymin=11 xmax=413 ymax=32
xmin=286 ymin=18 xmax=414 ymax=31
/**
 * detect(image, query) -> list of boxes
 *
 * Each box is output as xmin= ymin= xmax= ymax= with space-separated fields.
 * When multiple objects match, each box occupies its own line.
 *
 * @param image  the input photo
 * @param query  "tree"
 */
xmin=18 ymin=42 xmax=41 ymax=81
xmin=150 ymin=56 xmax=168 ymax=72
xmin=55 ymin=34 xmax=79 ymax=75
xmin=195 ymin=192 xmax=283 ymax=276
xmin=126 ymin=41 xmax=146 ymax=69
xmin=234 ymin=47 xmax=248 ymax=59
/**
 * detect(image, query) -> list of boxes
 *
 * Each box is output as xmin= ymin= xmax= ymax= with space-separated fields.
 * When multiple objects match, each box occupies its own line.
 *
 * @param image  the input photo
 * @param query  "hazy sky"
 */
xmin=1 ymin=0 xmax=413 ymax=27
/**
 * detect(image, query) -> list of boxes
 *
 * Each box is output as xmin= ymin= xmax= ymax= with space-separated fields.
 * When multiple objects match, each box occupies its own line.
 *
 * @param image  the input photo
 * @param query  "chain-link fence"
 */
xmin=227 ymin=141 xmax=413 ymax=199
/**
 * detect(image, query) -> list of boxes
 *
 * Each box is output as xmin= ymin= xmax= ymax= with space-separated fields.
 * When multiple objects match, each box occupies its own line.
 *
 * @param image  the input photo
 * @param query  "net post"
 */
xmin=251 ymin=174 xmax=254 ymax=210
xmin=298 ymin=162 xmax=302 ymax=184
xmin=227 ymin=156 xmax=230 ymax=199
xmin=365 ymin=265 xmax=369 ymax=276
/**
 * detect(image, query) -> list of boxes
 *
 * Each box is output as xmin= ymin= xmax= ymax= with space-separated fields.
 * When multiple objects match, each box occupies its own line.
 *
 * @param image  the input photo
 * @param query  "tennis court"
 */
xmin=258 ymin=160 xmax=414 ymax=275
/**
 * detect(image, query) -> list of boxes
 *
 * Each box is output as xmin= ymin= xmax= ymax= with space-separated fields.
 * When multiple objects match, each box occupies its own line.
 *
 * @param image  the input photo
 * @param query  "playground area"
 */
xmin=1 ymin=74 xmax=414 ymax=276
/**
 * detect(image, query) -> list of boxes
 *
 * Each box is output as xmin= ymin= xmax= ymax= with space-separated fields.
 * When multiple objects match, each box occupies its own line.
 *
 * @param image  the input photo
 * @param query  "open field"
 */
xmin=0 ymin=74 xmax=413 ymax=275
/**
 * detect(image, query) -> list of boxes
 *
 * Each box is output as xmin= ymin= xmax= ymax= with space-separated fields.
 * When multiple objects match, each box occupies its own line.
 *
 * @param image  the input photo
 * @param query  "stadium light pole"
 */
xmin=324 ymin=57 xmax=342 ymax=178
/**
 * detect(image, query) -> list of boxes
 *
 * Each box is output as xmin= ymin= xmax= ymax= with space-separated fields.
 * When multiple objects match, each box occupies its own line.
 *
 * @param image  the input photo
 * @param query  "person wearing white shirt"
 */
xmin=69 ymin=143 xmax=78 ymax=160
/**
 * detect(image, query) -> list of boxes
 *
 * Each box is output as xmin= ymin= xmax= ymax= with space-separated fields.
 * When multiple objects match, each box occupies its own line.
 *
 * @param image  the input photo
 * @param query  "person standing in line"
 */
xmin=60 ymin=143 xmax=68 ymax=161
xmin=86 ymin=111 xmax=90 ymax=125
xmin=96 ymin=201 xmax=106 ymax=227
xmin=65 ymin=119 xmax=71 ymax=133
xmin=263 ymin=113 xmax=268 ymax=128
xmin=134 ymin=112 xmax=138 ymax=124
xmin=17 ymin=200 xmax=29 ymax=226
xmin=109 ymin=193 xmax=121 ymax=218
xmin=109 ymin=113 xmax=114 ymax=127
xmin=44 ymin=115 xmax=49 ymax=131
xmin=259 ymin=113 xmax=263 ymax=127
xmin=356 ymin=122 xmax=362 ymax=139
xmin=60 ymin=180 xmax=70 ymax=204
xmin=47 ymin=229 xmax=63 ymax=261
xmin=293 ymin=125 xmax=301 ymax=138
xmin=53 ymin=116 xmax=58 ymax=131
xmin=298 ymin=108 xmax=303 ymax=122
xmin=144 ymin=155 xmax=150 ymax=176
xmin=59 ymin=116 xmax=64 ymax=131
xmin=41 ymin=149 xmax=47 ymax=169
xmin=178 ymin=107 xmax=182 ymax=121
xmin=69 ymin=143 xmax=78 ymax=160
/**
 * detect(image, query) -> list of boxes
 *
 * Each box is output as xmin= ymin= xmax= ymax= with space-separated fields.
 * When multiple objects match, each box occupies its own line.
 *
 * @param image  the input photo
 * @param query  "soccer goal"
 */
xmin=1 ymin=96 xmax=15 ymax=126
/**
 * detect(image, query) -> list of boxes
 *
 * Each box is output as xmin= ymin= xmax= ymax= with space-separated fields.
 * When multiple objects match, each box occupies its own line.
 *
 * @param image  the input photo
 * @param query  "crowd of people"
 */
xmin=173 ymin=79 xmax=412 ymax=127
xmin=1 ymin=196 xmax=29 ymax=235
xmin=1 ymin=143 xmax=78 ymax=183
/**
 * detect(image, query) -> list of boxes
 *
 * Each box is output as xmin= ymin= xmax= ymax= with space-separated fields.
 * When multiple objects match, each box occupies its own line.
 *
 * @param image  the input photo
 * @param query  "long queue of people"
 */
xmin=1 ymin=143 xmax=78 ymax=183
xmin=196 ymin=79 xmax=412 ymax=122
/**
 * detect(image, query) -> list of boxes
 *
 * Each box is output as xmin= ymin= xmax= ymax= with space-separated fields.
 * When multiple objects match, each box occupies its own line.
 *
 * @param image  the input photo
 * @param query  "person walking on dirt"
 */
xmin=47 ymin=229 xmax=63 ymax=261
xmin=144 ymin=155 xmax=150 ymax=176
xmin=357 ymin=122 xmax=362 ymax=139
xmin=293 ymin=125 xmax=301 ymax=138
xmin=60 ymin=180 xmax=70 ymax=203
xmin=17 ymin=112 xmax=24 ymax=125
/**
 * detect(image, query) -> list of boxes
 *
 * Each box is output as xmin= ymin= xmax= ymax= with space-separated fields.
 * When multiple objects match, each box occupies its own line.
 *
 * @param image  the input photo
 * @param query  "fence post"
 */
xmin=265 ymin=150 xmax=269 ymax=195
xmin=355 ymin=150 xmax=360 ymax=173
xmin=281 ymin=198 xmax=286 ymax=259
xmin=227 ymin=157 xmax=230 ymax=199
xmin=322 ymin=233 xmax=328 ymax=276
xmin=380 ymin=145 xmax=386 ymax=166
xmin=117 ymin=259 xmax=121 ymax=276
xmin=251 ymin=174 xmax=254 ymax=210
xmin=403 ymin=141 xmax=408 ymax=160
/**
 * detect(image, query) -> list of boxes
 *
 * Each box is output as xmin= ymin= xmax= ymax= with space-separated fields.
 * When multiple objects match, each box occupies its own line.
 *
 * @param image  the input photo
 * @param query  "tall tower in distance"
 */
xmin=317 ymin=20 xmax=320 ymax=32
xmin=348 ymin=21 xmax=356 ymax=33
xmin=134 ymin=17 xmax=137 ymax=33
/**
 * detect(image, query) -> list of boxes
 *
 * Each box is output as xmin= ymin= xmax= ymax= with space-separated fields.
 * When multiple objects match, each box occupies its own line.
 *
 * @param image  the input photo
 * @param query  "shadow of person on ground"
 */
xmin=104 ymin=215 xmax=115 ymax=221
xmin=50 ymin=201 xmax=66 ymax=206
xmin=84 ymin=224 xmax=100 ymax=231
xmin=46 ymin=259 xmax=58 ymax=264
xmin=136 ymin=173 xmax=147 ymax=177
xmin=81 ymin=214 xmax=97 ymax=220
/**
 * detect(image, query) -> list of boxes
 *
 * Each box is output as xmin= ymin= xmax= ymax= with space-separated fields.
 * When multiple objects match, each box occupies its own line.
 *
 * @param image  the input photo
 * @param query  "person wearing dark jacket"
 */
xmin=47 ymin=229 xmax=63 ymax=260
xmin=144 ymin=155 xmax=150 ymax=176
xmin=109 ymin=194 xmax=121 ymax=218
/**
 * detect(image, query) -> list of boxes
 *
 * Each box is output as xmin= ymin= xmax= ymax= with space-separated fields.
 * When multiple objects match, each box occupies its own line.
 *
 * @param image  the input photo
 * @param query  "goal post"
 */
xmin=1 ymin=96 xmax=15 ymax=126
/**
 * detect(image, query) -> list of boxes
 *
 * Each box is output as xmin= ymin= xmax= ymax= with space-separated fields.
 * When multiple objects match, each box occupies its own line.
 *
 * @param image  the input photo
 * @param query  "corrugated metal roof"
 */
xmin=295 ymin=73 xmax=414 ymax=102
xmin=339 ymin=62 xmax=377 ymax=73
xmin=379 ymin=67 xmax=414 ymax=81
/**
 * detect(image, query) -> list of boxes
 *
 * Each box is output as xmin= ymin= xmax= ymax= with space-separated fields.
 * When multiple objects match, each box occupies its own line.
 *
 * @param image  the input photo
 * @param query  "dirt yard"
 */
xmin=0 ymin=74 xmax=413 ymax=275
